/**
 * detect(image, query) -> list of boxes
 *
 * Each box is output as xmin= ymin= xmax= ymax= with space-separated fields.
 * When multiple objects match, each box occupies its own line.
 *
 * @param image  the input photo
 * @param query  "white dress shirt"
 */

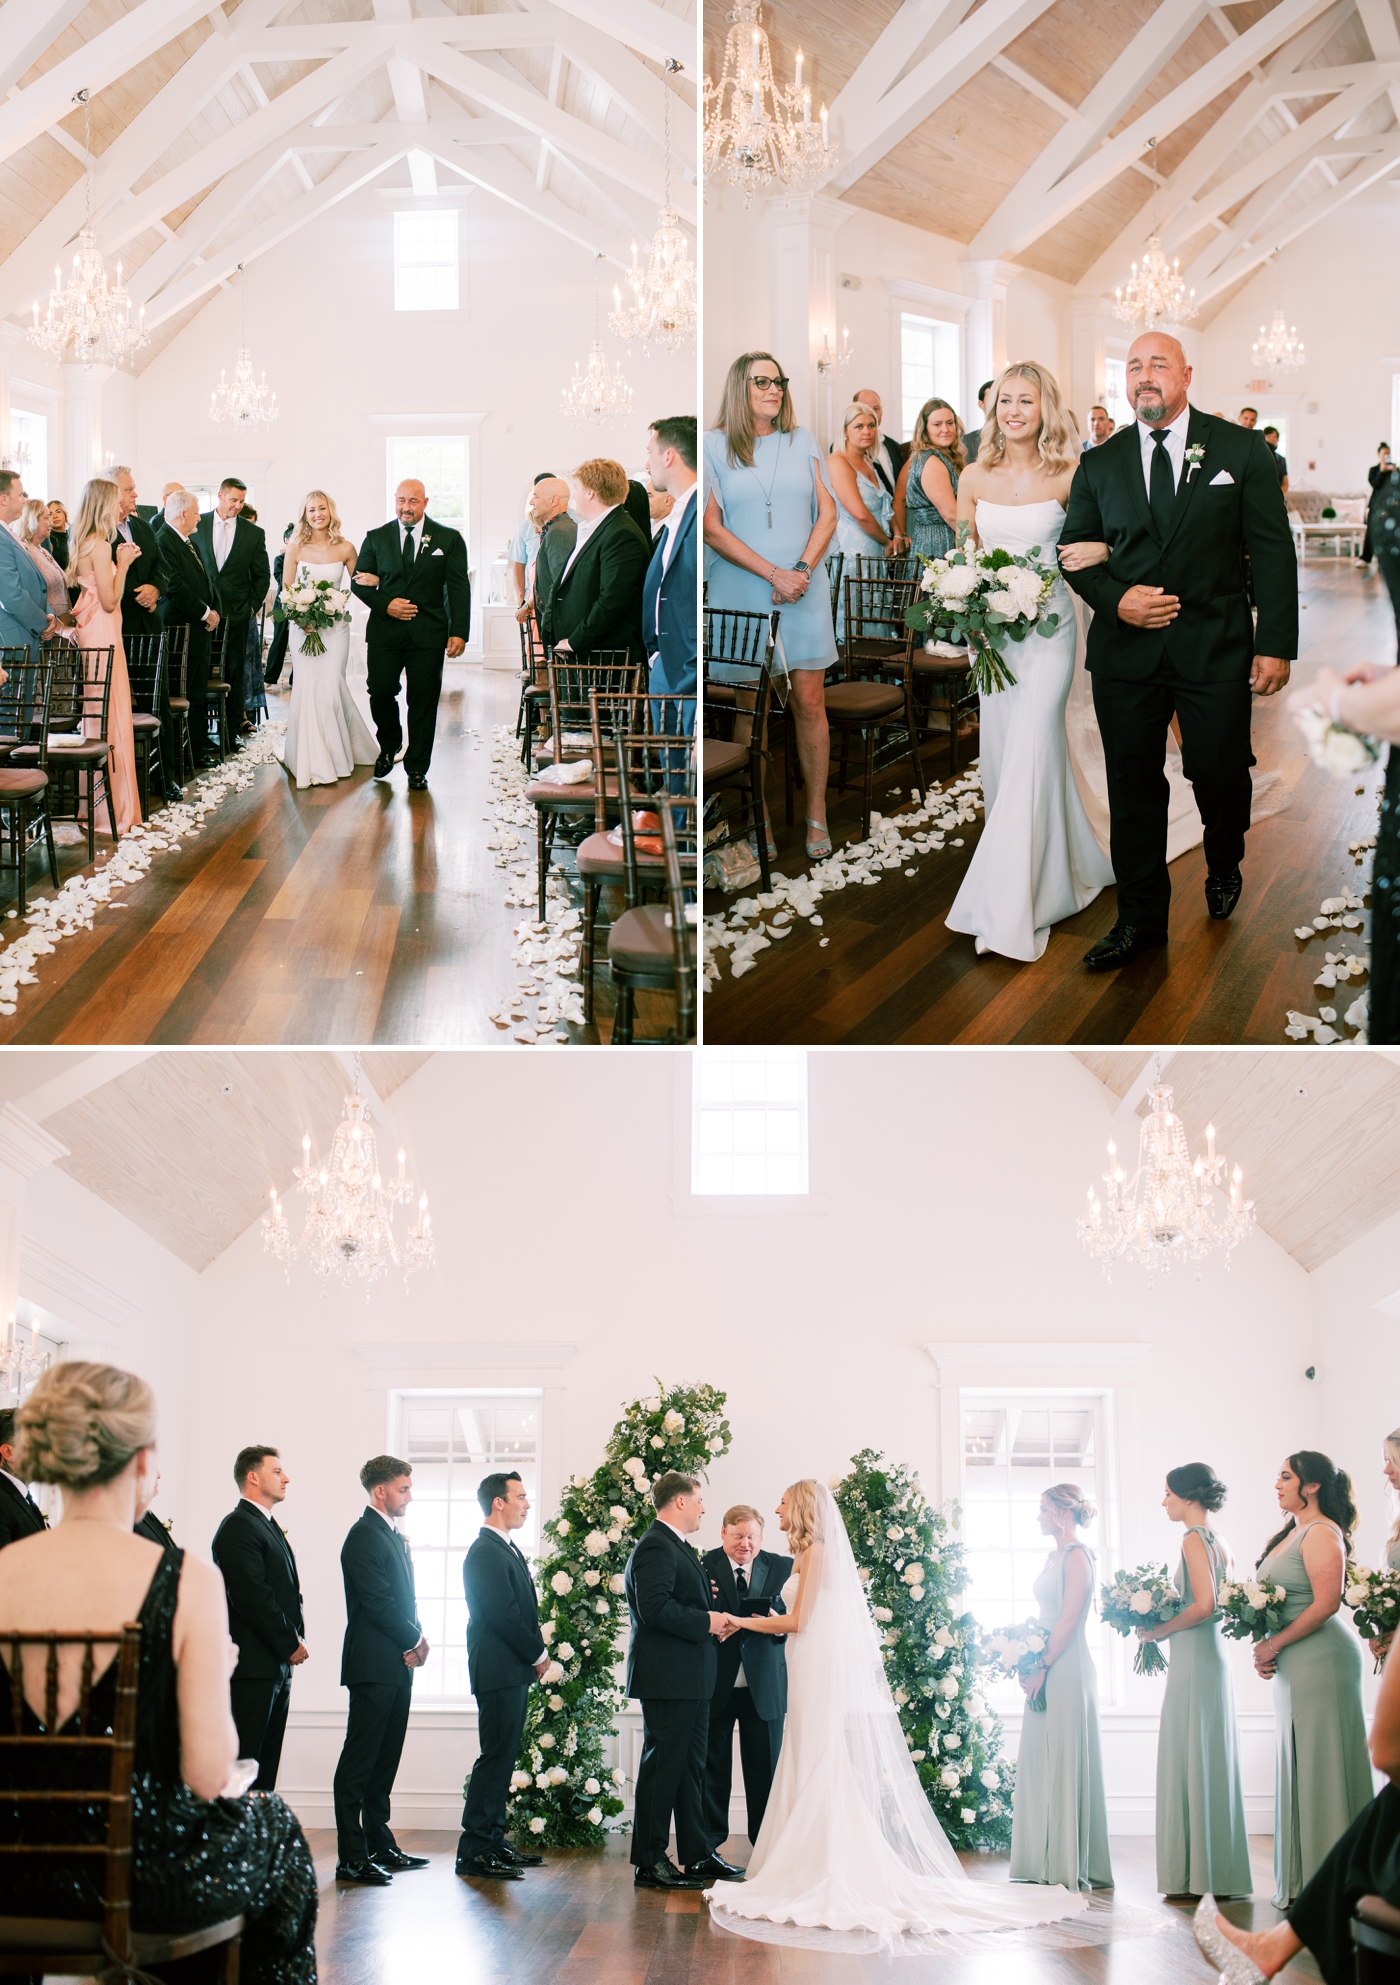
xmin=240 ymin=1495 xmax=274 ymax=1520
xmin=369 ymin=1502 xmax=403 ymax=1535
xmin=1136 ymin=403 xmax=1192 ymax=498
xmin=400 ymin=518 xmax=424 ymax=559
xmin=212 ymin=512 xmax=236 ymax=570
xmin=560 ymin=503 xmax=619 ymax=583
xmin=724 ymin=1551 xmax=754 ymax=1688
xmin=1 ymin=1466 xmax=30 ymax=1498
xmin=117 ymin=517 xmax=134 ymax=544
xmin=658 ymin=484 xmax=695 ymax=576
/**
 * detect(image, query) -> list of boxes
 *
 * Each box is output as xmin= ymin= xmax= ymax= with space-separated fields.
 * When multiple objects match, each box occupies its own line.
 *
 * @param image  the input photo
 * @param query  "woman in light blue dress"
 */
xmin=1134 ymin=1462 xmax=1252 ymax=1899
xmin=704 ymin=351 xmax=838 ymax=860
xmin=827 ymin=402 xmax=899 ymax=639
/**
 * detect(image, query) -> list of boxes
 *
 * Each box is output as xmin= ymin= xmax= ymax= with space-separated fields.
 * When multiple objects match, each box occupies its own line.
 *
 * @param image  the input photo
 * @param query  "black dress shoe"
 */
xmin=407 ymin=772 xmax=428 ymax=791
xmin=335 ymin=1861 xmax=392 ymax=1885
xmin=499 ymin=1843 xmax=545 ymax=1867
xmin=687 ymin=1853 xmax=745 ymax=1882
xmin=1205 ymin=866 xmax=1243 ymax=920
xmin=374 ymin=1847 xmax=429 ymax=1871
xmin=456 ymin=1852 xmax=524 ymax=1880
xmin=634 ymin=1857 xmax=707 ymax=1890
xmin=373 ymin=753 xmax=393 ymax=779
xmin=1082 ymin=921 xmax=1169 ymax=971
xmin=160 ymin=782 xmax=183 ymax=802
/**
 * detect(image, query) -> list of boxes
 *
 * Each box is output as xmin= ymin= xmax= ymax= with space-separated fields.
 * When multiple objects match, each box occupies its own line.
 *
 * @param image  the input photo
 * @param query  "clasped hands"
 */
xmin=403 ymin=1635 xmax=430 ymax=1669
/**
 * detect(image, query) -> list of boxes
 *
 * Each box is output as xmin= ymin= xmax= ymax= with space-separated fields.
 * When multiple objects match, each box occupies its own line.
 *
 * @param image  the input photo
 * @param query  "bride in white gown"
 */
xmin=276 ymin=490 xmax=379 ymax=790
xmin=705 ymin=1480 xmax=1090 ymax=1956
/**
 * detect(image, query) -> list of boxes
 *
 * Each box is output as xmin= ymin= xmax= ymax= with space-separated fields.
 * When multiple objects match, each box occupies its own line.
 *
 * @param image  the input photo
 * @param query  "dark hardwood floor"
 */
xmin=303 ymin=1829 xmax=1323 ymax=1983
xmin=703 ymin=557 xmax=1390 ymax=1046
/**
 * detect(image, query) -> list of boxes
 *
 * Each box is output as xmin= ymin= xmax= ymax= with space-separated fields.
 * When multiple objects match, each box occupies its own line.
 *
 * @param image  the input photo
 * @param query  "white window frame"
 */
xmin=690 ymin=1047 xmax=808 ymax=1197
xmin=393 ymin=209 xmax=459 ymax=313
xmin=385 ymin=436 xmax=467 ymax=530
xmin=898 ymin=313 xmax=963 ymax=443
xmin=1102 ymin=357 xmax=1132 ymax=432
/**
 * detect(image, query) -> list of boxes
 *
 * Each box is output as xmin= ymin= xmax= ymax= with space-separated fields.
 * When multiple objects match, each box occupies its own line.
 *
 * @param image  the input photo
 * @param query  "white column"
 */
xmin=0 ymin=1103 xmax=69 ymax=1371
xmin=763 ymin=193 xmax=857 ymax=450
xmin=62 ymin=362 xmax=114 ymax=501
xmin=959 ymin=259 xmax=1020 ymax=403
xmin=1070 ymin=294 xmax=1113 ymax=432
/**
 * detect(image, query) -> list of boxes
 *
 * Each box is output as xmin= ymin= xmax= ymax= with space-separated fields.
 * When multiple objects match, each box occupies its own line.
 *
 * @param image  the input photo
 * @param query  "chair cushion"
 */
xmin=0 ymin=1913 xmax=245 ymax=1961
xmin=131 ymin=712 xmax=161 ymax=731
xmin=912 ymin=652 xmax=973 ymax=675
xmin=824 ymin=682 xmax=904 ymax=721
xmin=576 ymin=831 xmax=664 ymax=878
xmin=609 ymin=904 xmax=680 ymax=975
xmin=706 ymin=683 xmax=738 ymax=706
xmin=169 ymin=698 xmax=189 ymax=712
xmin=12 ymin=742 xmax=108 ymax=766
xmin=0 ymin=770 xmax=48 ymax=796
xmin=1357 ymin=1896 xmax=1400 ymax=1933
xmin=525 ymin=778 xmax=618 ymax=809
xmin=703 ymin=739 xmax=750 ymax=781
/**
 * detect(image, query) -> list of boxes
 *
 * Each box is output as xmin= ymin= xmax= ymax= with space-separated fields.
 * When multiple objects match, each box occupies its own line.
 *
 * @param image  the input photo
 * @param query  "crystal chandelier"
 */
xmin=0 ymin=1318 xmax=48 ymax=1399
xmin=1112 ymin=139 xmax=1197 ymax=331
xmin=262 ymin=1057 xmax=434 ymax=1289
xmin=1252 ymin=260 xmax=1304 ymax=374
xmin=1077 ymin=1060 xmax=1255 ymax=1278
xmin=703 ymin=0 xmax=836 ymax=204
xmin=562 ymin=254 xmax=633 ymax=423
xmin=209 ymin=263 xmax=279 ymax=434
xmin=609 ymin=59 xmax=697 ymax=354
xmin=0 ymin=439 xmax=31 ymax=474
xmin=815 ymin=325 xmax=853 ymax=375
xmin=29 ymin=90 xmax=149 ymax=368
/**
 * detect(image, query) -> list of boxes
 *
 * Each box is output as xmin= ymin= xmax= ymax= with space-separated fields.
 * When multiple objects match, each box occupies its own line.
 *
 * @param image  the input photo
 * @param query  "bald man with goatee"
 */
xmin=1060 ymin=332 xmax=1297 ymax=970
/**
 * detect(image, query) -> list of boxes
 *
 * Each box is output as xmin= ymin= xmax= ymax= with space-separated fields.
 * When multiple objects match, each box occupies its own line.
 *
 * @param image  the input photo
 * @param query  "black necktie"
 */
xmin=402 ymin=527 xmax=416 ymax=571
xmin=734 ymin=1566 xmax=748 ymax=1599
xmin=1150 ymin=429 xmax=1176 ymax=536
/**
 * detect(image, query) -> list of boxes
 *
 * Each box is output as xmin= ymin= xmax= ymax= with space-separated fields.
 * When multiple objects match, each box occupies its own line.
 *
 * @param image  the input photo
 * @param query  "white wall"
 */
xmin=1310 ymin=1194 xmax=1400 ymax=1590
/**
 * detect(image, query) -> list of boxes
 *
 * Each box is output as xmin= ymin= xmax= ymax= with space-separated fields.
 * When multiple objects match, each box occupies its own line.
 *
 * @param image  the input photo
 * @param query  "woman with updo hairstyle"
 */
xmin=0 ymin=1362 xmax=317 ymax=1981
xmin=1254 ymin=1450 xmax=1372 ymax=1907
xmin=1134 ymin=1464 xmax=1251 ymax=1898
xmin=1009 ymin=1482 xmax=1113 ymax=1893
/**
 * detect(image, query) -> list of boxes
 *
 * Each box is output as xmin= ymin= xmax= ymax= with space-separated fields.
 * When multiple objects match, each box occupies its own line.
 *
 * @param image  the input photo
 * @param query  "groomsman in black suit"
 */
xmin=457 ymin=1470 xmax=548 ymax=1880
xmin=540 ymin=459 xmax=650 ymax=667
xmin=625 ymin=1471 xmax=738 ymax=1891
xmin=700 ymin=1505 xmax=791 ymax=1860
xmin=134 ymin=1467 xmax=179 ymax=1559
xmin=211 ymin=1445 xmax=307 ymax=1791
xmin=332 ymin=1455 xmax=432 ymax=1885
xmin=354 ymin=480 xmax=471 ymax=790
xmin=159 ymin=492 xmax=220 ymax=771
xmin=0 ymin=1409 xmax=47 ymax=1548
xmin=194 ymin=478 xmax=269 ymax=756
xmin=112 ymin=466 xmax=181 ymax=801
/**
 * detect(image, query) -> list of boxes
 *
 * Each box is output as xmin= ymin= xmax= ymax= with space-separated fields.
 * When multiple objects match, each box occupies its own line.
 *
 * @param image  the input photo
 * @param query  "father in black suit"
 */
xmin=134 ymin=1467 xmax=179 ymax=1560
xmin=211 ymin=1444 xmax=307 ymax=1791
xmin=539 ymin=458 xmax=650 ymax=667
xmin=457 ymin=1469 xmax=548 ymax=1881
xmin=194 ymin=478 xmax=269 ymax=761
xmin=332 ymin=1454 xmax=432 ymax=1886
xmin=1061 ymin=331 xmax=1297 ymax=970
xmin=700 ymin=1503 xmax=791 ymax=1861
xmin=0 ymin=1409 xmax=47 ymax=1548
xmin=158 ymin=491 xmax=220 ymax=772
xmin=354 ymin=479 xmax=471 ymax=790
xmin=112 ymin=466 xmax=181 ymax=801
xmin=625 ymin=1470 xmax=739 ymax=1891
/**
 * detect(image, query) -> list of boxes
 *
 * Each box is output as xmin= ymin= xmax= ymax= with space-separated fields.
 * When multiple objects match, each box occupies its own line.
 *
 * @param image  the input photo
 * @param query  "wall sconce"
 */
xmin=816 ymin=325 xmax=853 ymax=376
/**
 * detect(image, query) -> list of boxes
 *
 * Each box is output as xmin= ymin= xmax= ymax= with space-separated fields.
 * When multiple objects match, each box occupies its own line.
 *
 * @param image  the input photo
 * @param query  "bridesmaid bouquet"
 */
xmin=1292 ymin=702 xmax=1381 ymax=778
xmin=1343 ymin=1565 xmax=1400 ymax=1670
xmin=979 ymin=1620 xmax=1050 ymax=1710
xmin=905 ymin=543 xmax=1062 ymax=697
xmin=1099 ymin=1564 xmax=1179 ymax=1675
xmin=1217 ymin=1576 xmax=1287 ymax=1643
xmin=280 ymin=575 xmax=352 ymax=657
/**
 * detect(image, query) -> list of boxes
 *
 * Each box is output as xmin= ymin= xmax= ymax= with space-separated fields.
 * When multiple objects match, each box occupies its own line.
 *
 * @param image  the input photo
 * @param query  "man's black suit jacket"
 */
xmin=135 ymin=1509 xmax=179 ymax=1560
xmin=340 ymin=1507 xmax=422 ymax=1686
xmin=112 ymin=514 xmax=165 ymax=639
xmin=625 ymin=1517 xmax=716 ymax=1701
xmin=1061 ymin=406 xmax=1298 ymax=683
xmin=532 ymin=513 xmax=577 ymax=624
xmin=159 ymin=530 xmax=216 ymax=629
xmin=355 ymin=518 xmax=471 ymax=652
xmin=462 ymin=1526 xmax=546 ymax=1695
xmin=212 ymin=1500 xmax=305 ymax=1681
xmin=0 ymin=1472 xmax=47 ymax=1548
xmin=540 ymin=504 xmax=650 ymax=665
xmin=702 ymin=1547 xmax=791 ymax=1723
xmin=193 ymin=512 xmax=270 ymax=623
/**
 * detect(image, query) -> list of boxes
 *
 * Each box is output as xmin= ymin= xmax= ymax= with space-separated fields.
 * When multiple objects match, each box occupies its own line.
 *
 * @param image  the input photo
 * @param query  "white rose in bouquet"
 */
xmin=985 ymin=589 xmax=1020 ymax=618
xmin=936 ymin=565 xmax=981 ymax=602
xmin=1128 ymin=1589 xmax=1156 ymax=1616
xmin=663 ymin=1409 xmax=685 ymax=1434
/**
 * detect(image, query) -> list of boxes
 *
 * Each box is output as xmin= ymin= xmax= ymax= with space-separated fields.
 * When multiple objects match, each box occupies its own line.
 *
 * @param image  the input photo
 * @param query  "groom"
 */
xmin=354 ymin=480 xmax=470 ymax=791
xmin=1061 ymin=331 xmax=1297 ymax=968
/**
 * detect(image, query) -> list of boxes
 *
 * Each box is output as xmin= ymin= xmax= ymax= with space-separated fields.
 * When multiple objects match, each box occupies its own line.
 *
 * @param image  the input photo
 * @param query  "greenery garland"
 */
xmin=492 ymin=1380 xmax=732 ymax=1847
xmin=831 ymin=1448 xmax=1015 ymax=1852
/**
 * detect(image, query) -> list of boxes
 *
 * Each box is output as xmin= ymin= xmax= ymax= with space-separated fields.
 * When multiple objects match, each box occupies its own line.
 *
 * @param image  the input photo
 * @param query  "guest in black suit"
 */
xmin=853 ymin=388 xmax=908 ymax=494
xmin=700 ymin=1505 xmax=790 ymax=1859
xmin=1061 ymin=331 xmax=1297 ymax=968
xmin=457 ymin=1470 xmax=548 ymax=1881
xmin=159 ymin=491 xmax=220 ymax=771
xmin=354 ymin=480 xmax=471 ymax=789
xmin=0 ymin=1408 xmax=47 ymax=1548
xmin=540 ymin=458 xmax=650 ymax=667
xmin=642 ymin=417 xmax=698 ymax=711
xmin=332 ymin=1454 xmax=431 ymax=1885
xmin=194 ymin=479 xmax=270 ymax=755
xmin=134 ymin=1466 xmax=179 ymax=1559
xmin=211 ymin=1445 xmax=307 ymax=1791
xmin=625 ymin=1470 xmax=736 ymax=1891
xmin=112 ymin=466 xmax=182 ymax=801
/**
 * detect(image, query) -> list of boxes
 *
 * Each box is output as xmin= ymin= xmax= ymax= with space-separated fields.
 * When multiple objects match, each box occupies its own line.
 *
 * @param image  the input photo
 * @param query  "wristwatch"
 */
xmin=793 ymin=559 xmax=810 ymax=573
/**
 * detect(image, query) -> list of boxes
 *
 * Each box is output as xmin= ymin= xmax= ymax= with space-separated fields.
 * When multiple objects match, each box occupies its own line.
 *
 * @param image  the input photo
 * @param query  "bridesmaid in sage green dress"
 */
xmin=1254 ymin=1450 xmax=1373 ymax=1908
xmin=1135 ymin=1462 xmax=1252 ymax=1899
xmin=1010 ymin=1482 xmax=1113 ymax=1892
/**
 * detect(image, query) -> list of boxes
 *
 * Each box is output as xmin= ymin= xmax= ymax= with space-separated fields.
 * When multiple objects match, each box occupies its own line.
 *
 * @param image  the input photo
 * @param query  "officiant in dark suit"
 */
xmin=1061 ymin=331 xmax=1296 ymax=970
xmin=211 ymin=1445 xmax=306 ymax=1791
xmin=457 ymin=1470 xmax=548 ymax=1881
xmin=354 ymin=479 xmax=470 ymax=790
xmin=194 ymin=479 xmax=269 ymax=750
xmin=332 ymin=1455 xmax=432 ymax=1885
xmin=0 ymin=1409 xmax=47 ymax=1549
xmin=112 ymin=466 xmax=182 ymax=801
xmin=540 ymin=458 xmax=650 ymax=667
xmin=159 ymin=490 xmax=220 ymax=769
xmin=625 ymin=1471 xmax=739 ymax=1891
xmin=700 ymin=1505 xmax=790 ymax=1859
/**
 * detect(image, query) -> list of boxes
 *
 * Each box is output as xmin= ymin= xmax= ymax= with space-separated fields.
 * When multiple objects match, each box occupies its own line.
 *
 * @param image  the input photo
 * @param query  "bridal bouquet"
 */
xmin=979 ymin=1619 xmax=1050 ymax=1710
xmin=281 ymin=575 xmax=351 ymax=656
xmin=1344 ymin=1564 xmax=1400 ymax=1670
xmin=1100 ymin=1563 xmax=1179 ymax=1676
xmin=905 ymin=543 xmax=1062 ymax=696
xmin=1217 ymin=1575 xmax=1287 ymax=1643
xmin=1292 ymin=702 xmax=1381 ymax=778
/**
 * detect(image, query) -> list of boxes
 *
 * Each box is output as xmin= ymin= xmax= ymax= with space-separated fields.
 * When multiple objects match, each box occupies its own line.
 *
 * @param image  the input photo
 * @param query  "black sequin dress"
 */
xmin=0 ymin=1549 xmax=317 ymax=1984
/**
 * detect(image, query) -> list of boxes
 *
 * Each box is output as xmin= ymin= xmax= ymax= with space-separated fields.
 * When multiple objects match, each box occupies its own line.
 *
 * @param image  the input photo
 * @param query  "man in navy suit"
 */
xmin=0 ymin=1408 xmax=48 ymax=1549
xmin=700 ymin=1504 xmax=791 ymax=1859
xmin=0 ymin=472 xmax=54 ymax=655
xmin=642 ymin=417 xmax=697 ymax=723
xmin=211 ymin=1444 xmax=307 ymax=1790
xmin=457 ymin=1470 xmax=548 ymax=1880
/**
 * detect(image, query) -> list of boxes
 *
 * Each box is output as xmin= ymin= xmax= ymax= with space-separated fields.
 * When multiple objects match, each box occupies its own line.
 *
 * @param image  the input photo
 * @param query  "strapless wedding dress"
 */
xmin=276 ymin=560 xmax=378 ymax=789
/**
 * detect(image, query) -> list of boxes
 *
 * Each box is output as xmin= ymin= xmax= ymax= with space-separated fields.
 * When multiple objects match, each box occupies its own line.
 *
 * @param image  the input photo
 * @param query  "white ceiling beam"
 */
xmin=824 ymin=0 xmax=1057 ymax=194
xmin=1357 ymin=0 xmax=1400 ymax=57
xmin=504 ymin=0 xmax=693 ymax=68
xmin=1191 ymin=131 xmax=1400 ymax=300
xmin=0 ymin=0 xmax=214 ymax=167
xmin=823 ymin=0 xmax=976 ymax=162
xmin=431 ymin=139 xmax=634 ymax=263
xmin=538 ymin=46 xmax=564 ymax=189
xmin=128 ymin=126 xmax=317 ymax=305
xmin=296 ymin=116 xmax=523 ymax=148
xmin=990 ymin=55 xmax=1083 ymax=121
xmin=207 ymin=19 xmax=560 ymax=58
xmin=968 ymin=0 xmax=1339 ymax=260
xmin=1186 ymin=130 xmax=1393 ymax=285
xmin=18 ymin=1051 xmax=157 ymax=1124
xmin=0 ymin=0 xmax=91 ymax=100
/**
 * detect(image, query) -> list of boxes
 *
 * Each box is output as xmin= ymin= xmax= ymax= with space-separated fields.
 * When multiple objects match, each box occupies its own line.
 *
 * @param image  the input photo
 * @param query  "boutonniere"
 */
xmin=421 ymin=536 xmax=431 ymax=548
xmin=1185 ymin=444 xmax=1207 ymax=482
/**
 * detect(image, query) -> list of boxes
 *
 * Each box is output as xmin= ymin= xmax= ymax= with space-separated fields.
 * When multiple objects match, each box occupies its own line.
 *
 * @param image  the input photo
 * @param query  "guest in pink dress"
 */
xmin=15 ymin=501 xmax=76 ymax=633
xmin=66 ymin=477 xmax=142 ymax=835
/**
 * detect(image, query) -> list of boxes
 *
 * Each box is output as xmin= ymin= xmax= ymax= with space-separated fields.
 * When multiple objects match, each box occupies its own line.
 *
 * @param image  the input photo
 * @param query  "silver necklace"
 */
xmin=749 ymin=428 xmax=781 ymax=528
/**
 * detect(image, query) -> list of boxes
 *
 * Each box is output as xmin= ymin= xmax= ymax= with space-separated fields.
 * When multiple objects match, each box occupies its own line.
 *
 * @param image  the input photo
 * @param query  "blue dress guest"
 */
xmin=704 ymin=352 xmax=837 ymax=861
xmin=0 ymin=471 xmax=52 ymax=654
xmin=828 ymin=401 xmax=900 ymax=637
xmin=643 ymin=415 xmax=698 ymax=719
xmin=895 ymin=398 xmax=963 ymax=564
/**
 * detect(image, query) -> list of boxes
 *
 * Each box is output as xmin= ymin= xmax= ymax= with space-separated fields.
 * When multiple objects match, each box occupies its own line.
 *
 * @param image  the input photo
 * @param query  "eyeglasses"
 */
xmin=749 ymin=375 xmax=788 ymax=392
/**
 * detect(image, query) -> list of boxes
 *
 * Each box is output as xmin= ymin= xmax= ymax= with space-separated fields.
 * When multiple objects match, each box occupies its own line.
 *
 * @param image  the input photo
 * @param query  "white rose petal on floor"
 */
xmin=1284 ymin=816 xmax=1377 ymax=1043
xmin=485 ymin=724 xmax=585 ymax=1043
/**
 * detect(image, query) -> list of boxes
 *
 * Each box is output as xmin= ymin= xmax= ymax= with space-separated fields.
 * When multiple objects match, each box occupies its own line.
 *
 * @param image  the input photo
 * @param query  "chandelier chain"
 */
xmin=608 ymin=57 xmax=697 ymax=353
xmin=209 ymin=262 xmax=279 ymax=433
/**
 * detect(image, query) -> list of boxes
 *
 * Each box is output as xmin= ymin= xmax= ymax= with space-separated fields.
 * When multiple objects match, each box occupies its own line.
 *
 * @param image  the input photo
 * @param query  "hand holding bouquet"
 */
xmin=905 ymin=543 xmax=1062 ymax=696
xmin=1100 ymin=1564 xmax=1180 ymax=1676
xmin=1218 ymin=1576 xmax=1287 ymax=1644
xmin=980 ymin=1619 xmax=1050 ymax=1711
xmin=1344 ymin=1564 xmax=1400 ymax=1671
xmin=282 ymin=575 xmax=352 ymax=657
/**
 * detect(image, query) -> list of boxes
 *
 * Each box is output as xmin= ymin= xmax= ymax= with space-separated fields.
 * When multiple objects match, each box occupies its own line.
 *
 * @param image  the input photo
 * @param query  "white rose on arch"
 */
xmin=608 ymin=1574 xmax=625 ymax=1594
xmin=538 ymin=1733 xmax=555 ymax=1749
xmin=584 ymin=1532 xmax=608 ymax=1557
xmin=588 ymin=1807 xmax=603 ymax=1825
xmin=542 ymin=1661 xmax=564 ymax=1684
xmin=510 ymin=1769 xmax=532 ymax=1790
xmin=529 ymin=1817 xmax=547 ymax=1834
xmin=584 ymin=1570 xmax=600 ymax=1587
xmin=663 ymin=1410 xmax=685 ymax=1434
xmin=584 ymin=1778 xmax=601 ymax=1795
xmin=556 ymin=1643 xmax=574 ymax=1661
xmin=623 ymin=1458 xmax=647 ymax=1479
xmin=551 ymin=1571 xmax=573 ymax=1595
xmin=940 ymin=1765 xmax=961 ymax=1790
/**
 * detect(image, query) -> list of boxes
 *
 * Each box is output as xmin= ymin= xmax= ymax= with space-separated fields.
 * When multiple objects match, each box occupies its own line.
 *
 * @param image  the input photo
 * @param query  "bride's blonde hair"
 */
xmin=290 ymin=489 xmax=343 ymax=552
xmin=977 ymin=362 xmax=1078 ymax=477
xmin=783 ymin=1478 xmax=823 ymax=1554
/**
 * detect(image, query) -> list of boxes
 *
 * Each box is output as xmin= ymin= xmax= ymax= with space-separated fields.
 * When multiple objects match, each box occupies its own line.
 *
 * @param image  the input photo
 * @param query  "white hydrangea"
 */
xmin=551 ymin=1571 xmax=573 ymax=1595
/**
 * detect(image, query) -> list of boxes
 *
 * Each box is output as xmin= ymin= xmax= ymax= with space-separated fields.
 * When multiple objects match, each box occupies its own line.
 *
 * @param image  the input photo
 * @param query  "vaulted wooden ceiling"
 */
xmin=3 ymin=0 xmax=697 ymax=372
xmin=706 ymin=0 xmax=1400 ymax=324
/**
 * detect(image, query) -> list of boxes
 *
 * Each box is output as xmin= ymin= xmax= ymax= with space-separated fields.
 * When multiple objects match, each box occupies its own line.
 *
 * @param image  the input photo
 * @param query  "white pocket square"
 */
xmin=1209 ymin=470 xmax=1235 ymax=485
xmin=431 ymin=547 xmax=444 ymax=555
